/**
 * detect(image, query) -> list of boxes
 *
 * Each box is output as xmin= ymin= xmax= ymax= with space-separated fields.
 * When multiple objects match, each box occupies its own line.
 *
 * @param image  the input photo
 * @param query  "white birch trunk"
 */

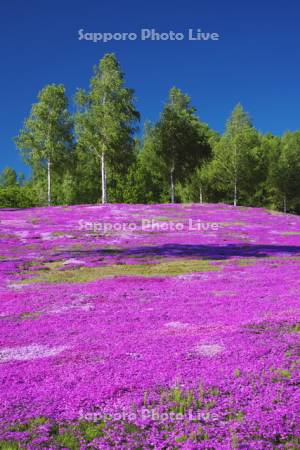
xmin=234 ymin=179 xmax=237 ymax=207
xmin=47 ymin=158 xmax=51 ymax=207
xmin=233 ymin=142 xmax=237 ymax=207
xmin=283 ymin=194 xmax=287 ymax=213
xmin=170 ymin=168 xmax=175 ymax=204
xmin=101 ymin=151 xmax=107 ymax=204
xmin=101 ymin=93 xmax=107 ymax=204
xmin=199 ymin=185 xmax=203 ymax=204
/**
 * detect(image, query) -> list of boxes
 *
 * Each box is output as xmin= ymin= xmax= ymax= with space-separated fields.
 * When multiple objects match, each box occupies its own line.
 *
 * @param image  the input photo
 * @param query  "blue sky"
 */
xmin=1 ymin=0 xmax=300 ymax=175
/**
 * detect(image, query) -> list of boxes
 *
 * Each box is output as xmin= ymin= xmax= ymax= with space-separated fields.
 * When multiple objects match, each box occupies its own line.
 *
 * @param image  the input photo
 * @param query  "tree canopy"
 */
xmin=2 ymin=54 xmax=299 ymax=214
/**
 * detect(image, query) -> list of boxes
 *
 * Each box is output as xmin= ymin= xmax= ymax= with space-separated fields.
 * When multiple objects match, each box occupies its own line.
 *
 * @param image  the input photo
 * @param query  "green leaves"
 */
xmin=74 ymin=54 xmax=139 ymax=203
xmin=9 ymin=56 xmax=300 ymax=212
xmin=15 ymin=84 xmax=73 ymax=206
xmin=208 ymin=104 xmax=260 ymax=205
xmin=16 ymin=84 xmax=73 ymax=165
xmin=75 ymin=54 xmax=139 ymax=159
xmin=141 ymin=87 xmax=211 ymax=203
xmin=0 ymin=167 xmax=17 ymax=188
xmin=268 ymin=131 xmax=300 ymax=212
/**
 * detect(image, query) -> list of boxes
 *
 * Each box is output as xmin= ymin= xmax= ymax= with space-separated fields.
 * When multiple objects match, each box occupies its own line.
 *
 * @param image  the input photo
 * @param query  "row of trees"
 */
xmin=1 ymin=53 xmax=300 ymax=213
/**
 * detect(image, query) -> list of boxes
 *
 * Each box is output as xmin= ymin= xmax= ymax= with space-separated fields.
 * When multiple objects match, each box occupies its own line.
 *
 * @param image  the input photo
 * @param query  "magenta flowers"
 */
xmin=0 ymin=203 xmax=299 ymax=449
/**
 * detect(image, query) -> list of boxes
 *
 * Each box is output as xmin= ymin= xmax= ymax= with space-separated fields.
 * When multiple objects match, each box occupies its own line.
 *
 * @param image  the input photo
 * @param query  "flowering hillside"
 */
xmin=0 ymin=203 xmax=299 ymax=449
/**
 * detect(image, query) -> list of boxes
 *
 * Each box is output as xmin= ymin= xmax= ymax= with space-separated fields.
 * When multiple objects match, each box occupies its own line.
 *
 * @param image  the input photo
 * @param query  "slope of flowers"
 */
xmin=0 ymin=203 xmax=299 ymax=449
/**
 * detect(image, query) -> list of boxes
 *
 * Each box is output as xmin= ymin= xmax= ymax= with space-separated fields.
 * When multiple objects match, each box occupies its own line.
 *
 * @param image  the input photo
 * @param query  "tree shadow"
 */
xmin=62 ymin=243 xmax=300 ymax=260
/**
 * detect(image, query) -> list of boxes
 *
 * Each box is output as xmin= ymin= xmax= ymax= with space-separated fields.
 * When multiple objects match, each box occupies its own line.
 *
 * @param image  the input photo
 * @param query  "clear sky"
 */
xmin=1 ymin=0 xmax=300 ymax=175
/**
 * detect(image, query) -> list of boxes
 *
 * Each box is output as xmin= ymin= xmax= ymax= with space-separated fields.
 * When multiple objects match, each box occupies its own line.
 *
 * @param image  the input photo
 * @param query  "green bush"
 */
xmin=0 ymin=186 xmax=38 ymax=208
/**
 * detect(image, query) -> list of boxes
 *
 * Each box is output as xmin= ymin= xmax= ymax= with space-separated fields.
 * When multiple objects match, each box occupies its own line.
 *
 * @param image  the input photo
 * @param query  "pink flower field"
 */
xmin=0 ymin=203 xmax=299 ymax=449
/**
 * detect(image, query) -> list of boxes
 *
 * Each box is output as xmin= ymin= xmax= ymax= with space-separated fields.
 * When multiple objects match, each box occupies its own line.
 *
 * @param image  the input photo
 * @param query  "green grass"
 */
xmin=55 ymin=431 xmax=80 ymax=450
xmin=65 ymin=243 xmax=85 ymax=250
xmin=234 ymin=368 xmax=241 ymax=378
xmin=219 ymin=221 xmax=246 ymax=226
xmin=9 ymin=416 xmax=48 ymax=432
xmin=152 ymin=216 xmax=173 ymax=221
xmin=175 ymin=434 xmax=188 ymax=443
xmin=22 ymin=245 xmax=38 ymax=250
xmin=20 ymin=312 xmax=42 ymax=320
xmin=271 ymin=368 xmax=292 ymax=382
xmin=291 ymin=323 xmax=300 ymax=333
xmin=79 ymin=421 xmax=105 ymax=442
xmin=161 ymin=384 xmax=207 ymax=415
xmin=0 ymin=441 xmax=20 ymax=450
xmin=281 ymin=231 xmax=300 ymax=236
xmin=123 ymin=423 xmax=142 ymax=434
xmin=234 ymin=258 xmax=257 ymax=266
xmin=2 ymin=410 xmax=299 ymax=448
xmin=43 ymin=260 xmax=65 ymax=270
xmin=234 ymin=256 xmax=300 ymax=267
xmin=168 ymin=385 xmax=195 ymax=413
xmin=28 ymin=416 xmax=48 ymax=427
xmin=20 ymin=258 xmax=221 ymax=284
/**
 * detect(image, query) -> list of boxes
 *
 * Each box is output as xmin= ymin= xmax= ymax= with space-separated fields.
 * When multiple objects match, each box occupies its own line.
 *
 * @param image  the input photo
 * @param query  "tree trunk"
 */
xmin=199 ymin=185 xmax=203 ymax=204
xmin=170 ymin=168 xmax=175 ymax=204
xmin=233 ymin=179 xmax=237 ymax=207
xmin=101 ymin=151 xmax=107 ymax=204
xmin=101 ymin=93 xmax=107 ymax=205
xmin=283 ymin=194 xmax=287 ymax=213
xmin=233 ymin=141 xmax=238 ymax=207
xmin=47 ymin=159 xmax=51 ymax=207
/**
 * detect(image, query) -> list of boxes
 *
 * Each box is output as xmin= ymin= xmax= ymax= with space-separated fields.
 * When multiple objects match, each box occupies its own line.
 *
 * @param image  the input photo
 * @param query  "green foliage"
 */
xmin=15 ymin=84 xmax=73 ymax=166
xmin=0 ymin=167 xmax=17 ymax=187
xmin=208 ymin=104 xmax=261 ymax=206
xmin=143 ymin=87 xmax=211 ymax=202
xmin=269 ymin=131 xmax=300 ymax=213
xmin=122 ymin=124 xmax=169 ymax=203
xmin=1 ymin=55 xmax=299 ymax=213
xmin=15 ymin=84 xmax=73 ymax=205
xmin=0 ymin=186 xmax=38 ymax=208
xmin=75 ymin=53 xmax=139 ymax=203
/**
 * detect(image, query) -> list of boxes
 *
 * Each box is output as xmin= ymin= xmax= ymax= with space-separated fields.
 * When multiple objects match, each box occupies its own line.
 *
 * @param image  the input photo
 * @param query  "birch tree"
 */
xmin=209 ymin=104 xmax=259 ymax=206
xmin=226 ymin=104 xmax=252 ymax=206
xmin=15 ymin=84 xmax=72 ymax=206
xmin=75 ymin=54 xmax=139 ymax=204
